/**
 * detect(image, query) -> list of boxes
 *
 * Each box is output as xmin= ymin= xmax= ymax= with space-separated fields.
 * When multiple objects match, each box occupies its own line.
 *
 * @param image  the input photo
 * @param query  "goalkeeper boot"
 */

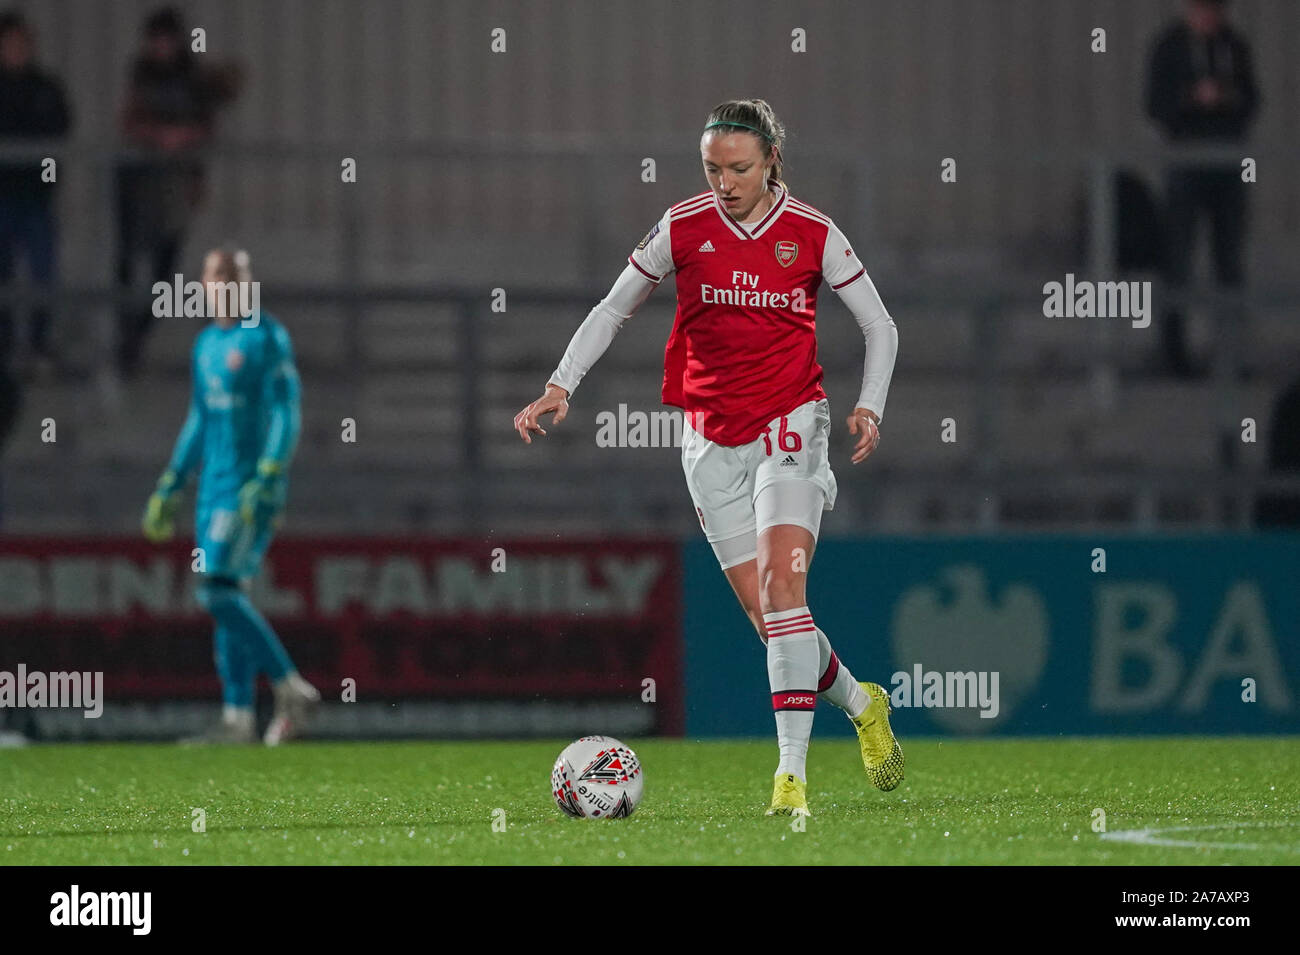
xmin=765 ymin=772 xmax=811 ymax=817
xmin=264 ymin=673 xmax=320 ymax=746
xmin=852 ymin=681 xmax=905 ymax=791
xmin=181 ymin=707 xmax=256 ymax=745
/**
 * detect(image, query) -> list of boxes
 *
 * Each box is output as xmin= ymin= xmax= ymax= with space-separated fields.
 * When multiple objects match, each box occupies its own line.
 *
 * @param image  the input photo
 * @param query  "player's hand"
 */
xmin=514 ymin=383 xmax=569 ymax=444
xmin=1193 ymin=78 xmax=1222 ymax=108
xmin=846 ymin=408 xmax=881 ymax=465
xmin=142 ymin=470 xmax=181 ymax=542
xmin=239 ymin=460 xmax=286 ymax=524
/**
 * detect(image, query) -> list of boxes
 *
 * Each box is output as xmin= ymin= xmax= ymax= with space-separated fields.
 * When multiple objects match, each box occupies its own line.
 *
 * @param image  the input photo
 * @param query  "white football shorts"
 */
xmin=681 ymin=398 xmax=838 ymax=569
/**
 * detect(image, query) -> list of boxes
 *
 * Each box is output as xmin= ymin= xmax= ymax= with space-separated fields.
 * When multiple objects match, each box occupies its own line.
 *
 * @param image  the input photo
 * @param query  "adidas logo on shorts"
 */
xmin=698 ymin=240 xmax=716 ymax=252
xmin=779 ymin=454 xmax=798 ymax=468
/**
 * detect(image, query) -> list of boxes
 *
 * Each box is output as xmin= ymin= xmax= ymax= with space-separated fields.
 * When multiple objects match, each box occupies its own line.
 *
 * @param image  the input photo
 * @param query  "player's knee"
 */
xmin=196 ymin=577 xmax=241 ymax=615
xmin=758 ymin=566 xmax=804 ymax=614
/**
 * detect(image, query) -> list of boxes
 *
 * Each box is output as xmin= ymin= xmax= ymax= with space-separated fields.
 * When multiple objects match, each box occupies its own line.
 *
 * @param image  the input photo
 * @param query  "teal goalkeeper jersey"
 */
xmin=165 ymin=313 xmax=302 ymax=507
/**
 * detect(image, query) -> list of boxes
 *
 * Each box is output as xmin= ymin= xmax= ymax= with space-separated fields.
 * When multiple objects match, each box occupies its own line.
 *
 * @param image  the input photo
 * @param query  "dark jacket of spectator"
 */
xmin=1146 ymin=21 xmax=1259 ymax=141
xmin=0 ymin=51 xmax=71 ymax=202
xmin=122 ymin=53 xmax=217 ymax=144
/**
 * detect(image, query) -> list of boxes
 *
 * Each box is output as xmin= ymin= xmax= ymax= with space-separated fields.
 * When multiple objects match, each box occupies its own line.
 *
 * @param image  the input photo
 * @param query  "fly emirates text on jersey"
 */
xmin=700 ymin=270 xmax=807 ymax=311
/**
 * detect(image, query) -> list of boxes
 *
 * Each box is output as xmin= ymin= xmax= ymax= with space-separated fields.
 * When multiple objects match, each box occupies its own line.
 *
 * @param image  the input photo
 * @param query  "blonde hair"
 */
xmin=703 ymin=98 xmax=787 ymax=187
xmin=206 ymin=245 xmax=253 ymax=283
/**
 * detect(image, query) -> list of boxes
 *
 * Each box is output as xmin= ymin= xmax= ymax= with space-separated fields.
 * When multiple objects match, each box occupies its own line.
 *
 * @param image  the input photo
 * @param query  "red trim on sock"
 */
xmin=772 ymin=690 xmax=818 ymax=711
xmin=817 ymin=651 xmax=840 ymax=692
xmin=765 ymin=613 xmax=815 ymax=639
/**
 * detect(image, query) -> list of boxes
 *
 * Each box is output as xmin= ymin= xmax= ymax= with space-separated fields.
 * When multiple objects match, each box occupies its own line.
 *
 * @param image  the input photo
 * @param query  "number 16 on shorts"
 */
xmin=760 ymin=416 xmax=803 ymax=456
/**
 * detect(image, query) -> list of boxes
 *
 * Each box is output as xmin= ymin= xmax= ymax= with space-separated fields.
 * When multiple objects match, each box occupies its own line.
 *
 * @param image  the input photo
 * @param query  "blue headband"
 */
xmin=704 ymin=120 xmax=774 ymax=143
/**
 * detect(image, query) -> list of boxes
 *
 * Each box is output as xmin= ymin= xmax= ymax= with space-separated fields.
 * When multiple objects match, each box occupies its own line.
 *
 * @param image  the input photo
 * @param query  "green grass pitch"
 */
xmin=2 ymin=737 xmax=1297 ymax=865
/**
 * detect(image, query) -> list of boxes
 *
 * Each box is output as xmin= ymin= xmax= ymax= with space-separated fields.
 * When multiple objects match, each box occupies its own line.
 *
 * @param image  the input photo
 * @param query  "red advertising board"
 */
xmin=0 ymin=537 xmax=684 ymax=739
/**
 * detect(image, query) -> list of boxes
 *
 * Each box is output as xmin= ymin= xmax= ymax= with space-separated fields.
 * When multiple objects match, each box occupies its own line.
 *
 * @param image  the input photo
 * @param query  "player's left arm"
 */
xmin=240 ymin=323 xmax=302 ymax=524
xmin=823 ymin=222 xmax=898 ymax=464
xmin=143 ymin=344 xmax=206 ymax=542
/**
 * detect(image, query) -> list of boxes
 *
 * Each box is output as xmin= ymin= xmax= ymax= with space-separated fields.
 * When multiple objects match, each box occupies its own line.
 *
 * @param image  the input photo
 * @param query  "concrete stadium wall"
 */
xmin=20 ymin=0 xmax=1300 ymax=286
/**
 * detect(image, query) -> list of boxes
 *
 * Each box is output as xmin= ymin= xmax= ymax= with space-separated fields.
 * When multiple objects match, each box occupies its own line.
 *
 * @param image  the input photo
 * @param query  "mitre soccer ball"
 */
xmin=551 ymin=736 xmax=644 ymax=819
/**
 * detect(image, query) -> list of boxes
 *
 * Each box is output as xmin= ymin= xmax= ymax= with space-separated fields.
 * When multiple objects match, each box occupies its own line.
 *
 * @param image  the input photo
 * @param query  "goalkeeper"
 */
xmin=143 ymin=247 xmax=319 ymax=744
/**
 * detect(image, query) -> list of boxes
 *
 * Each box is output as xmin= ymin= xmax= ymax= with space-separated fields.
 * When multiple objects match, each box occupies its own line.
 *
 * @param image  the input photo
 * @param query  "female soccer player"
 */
xmin=143 ymin=247 xmax=319 ymax=745
xmin=515 ymin=99 xmax=901 ymax=816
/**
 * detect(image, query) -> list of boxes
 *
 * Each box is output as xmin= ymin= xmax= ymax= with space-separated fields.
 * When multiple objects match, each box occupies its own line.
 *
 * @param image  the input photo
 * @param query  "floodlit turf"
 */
xmin=1 ymin=737 xmax=1297 ymax=865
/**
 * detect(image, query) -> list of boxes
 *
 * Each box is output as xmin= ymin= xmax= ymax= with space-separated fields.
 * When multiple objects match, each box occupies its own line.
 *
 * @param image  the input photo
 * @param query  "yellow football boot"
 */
xmin=852 ymin=682 xmax=905 ymax=791
xmin=765 ymin=772 xmax=811 ymax=817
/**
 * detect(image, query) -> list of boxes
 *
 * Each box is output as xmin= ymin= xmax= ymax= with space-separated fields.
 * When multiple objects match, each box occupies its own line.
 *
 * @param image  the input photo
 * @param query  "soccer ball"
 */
xmin=551 ymin=736 xmax=644 ymax=819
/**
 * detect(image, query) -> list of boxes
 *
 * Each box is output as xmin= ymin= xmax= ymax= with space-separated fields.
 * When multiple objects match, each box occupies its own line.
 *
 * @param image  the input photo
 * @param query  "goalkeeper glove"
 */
xmin=238 ymin=459 xmax=286 ymax=525
xmin=142 ymin=469 xmax=182 ymax=543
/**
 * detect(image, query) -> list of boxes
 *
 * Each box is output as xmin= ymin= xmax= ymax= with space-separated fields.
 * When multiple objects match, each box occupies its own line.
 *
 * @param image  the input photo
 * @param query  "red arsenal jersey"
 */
xmin=628 ymin=185 xmax=867 ymax=446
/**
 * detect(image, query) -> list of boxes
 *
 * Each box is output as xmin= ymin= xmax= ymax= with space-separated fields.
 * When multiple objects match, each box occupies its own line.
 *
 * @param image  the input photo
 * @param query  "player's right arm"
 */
xmin=514 ymin=210 xmax=674 ymax=443
xmin=143 ymin=346 xmax=205 ymax=542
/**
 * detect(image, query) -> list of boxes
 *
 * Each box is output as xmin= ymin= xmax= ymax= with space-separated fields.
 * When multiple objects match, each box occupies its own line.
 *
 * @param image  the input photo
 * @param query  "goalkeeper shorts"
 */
xmin=196 ymin=501 xmax=275 ymax=580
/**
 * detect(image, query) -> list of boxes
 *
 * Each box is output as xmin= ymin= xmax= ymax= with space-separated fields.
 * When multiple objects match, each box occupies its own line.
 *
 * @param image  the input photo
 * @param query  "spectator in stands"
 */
xmin=1145 ymin=0 xmax=1259 ymax=379
xmin=0 ymin=313 xmax=18 ymax=525
xmin=0 ymin=11 xmax=71 ymax=378
xmin=1254 ymin=376 xmax=1300 ymax=528
xmin=115 ymin=6 xmax=239 ymax=378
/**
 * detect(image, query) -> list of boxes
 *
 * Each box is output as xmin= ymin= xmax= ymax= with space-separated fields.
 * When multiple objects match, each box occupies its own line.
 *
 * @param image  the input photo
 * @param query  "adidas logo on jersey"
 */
xmin=779 ymin=454 xmax=798 ymax=468
xmin=698 ymin=240 xmax=716 ymax=252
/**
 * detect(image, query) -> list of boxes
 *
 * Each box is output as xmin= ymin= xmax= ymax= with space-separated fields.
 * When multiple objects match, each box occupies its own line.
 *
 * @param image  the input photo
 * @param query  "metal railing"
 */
xmin=2 ymin=141 xmax=1298 ymax=533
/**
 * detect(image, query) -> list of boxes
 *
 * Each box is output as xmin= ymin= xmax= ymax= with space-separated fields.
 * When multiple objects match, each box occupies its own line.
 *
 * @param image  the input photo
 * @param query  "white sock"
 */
xmin=816 ymin=628 xmax=869 ymax=719
xmin=274 ymin=671 xmax=315 ymax=698
xmin=765 ymin=607 xmax=819 ymax=780
xmin=222 ymin=705 xmax=254 ymax=728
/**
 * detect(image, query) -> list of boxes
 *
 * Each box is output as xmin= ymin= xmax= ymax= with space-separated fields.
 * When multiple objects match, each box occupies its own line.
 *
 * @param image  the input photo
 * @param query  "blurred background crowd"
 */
xmin=1 ymin=0 xmax=1298 ymax=536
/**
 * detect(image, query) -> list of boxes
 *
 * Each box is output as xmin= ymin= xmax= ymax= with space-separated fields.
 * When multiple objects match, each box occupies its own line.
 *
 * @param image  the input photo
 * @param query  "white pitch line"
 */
xmin=1100 ymin=821 xmax=1300 ymax=852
